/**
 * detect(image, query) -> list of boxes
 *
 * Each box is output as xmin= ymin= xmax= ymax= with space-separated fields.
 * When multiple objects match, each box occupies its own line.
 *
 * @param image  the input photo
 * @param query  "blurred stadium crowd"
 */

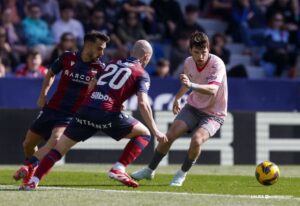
xmin=0 ymin=0 xmax=299 ymax=79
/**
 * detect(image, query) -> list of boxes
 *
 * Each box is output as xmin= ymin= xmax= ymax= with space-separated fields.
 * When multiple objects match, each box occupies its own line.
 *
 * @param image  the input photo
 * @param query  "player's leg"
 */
xmin=131 ymin=119 xmax=189 ymax=181
xmin=20 ymin=134 xmax=78 ymax=190
xmin=13 ymin=130 xmax=43 ymax=181
xmin=108 ymin=121 xmax=151 ymax=187
xmin=22 ymin=130 xmax=42 ymax=158
xmin=170 ymin=127 xmax=210 ymax=187
xmin=13 ymin=109 xmax=52 ymax=182
xmin=21 ymin=113 xmax=98 ymax=190
xmin=20 ymin=126 xmax=66 ymax=184
xmin=170 ymin=116 xmax=221 ymax=186
xmin=27 ymin=126 xmax=66 ymax=165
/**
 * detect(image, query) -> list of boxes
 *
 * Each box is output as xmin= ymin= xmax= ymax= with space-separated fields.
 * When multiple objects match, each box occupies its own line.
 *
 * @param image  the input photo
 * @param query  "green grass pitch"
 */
xmin=1 ymin=164 xmax=300 ymax=206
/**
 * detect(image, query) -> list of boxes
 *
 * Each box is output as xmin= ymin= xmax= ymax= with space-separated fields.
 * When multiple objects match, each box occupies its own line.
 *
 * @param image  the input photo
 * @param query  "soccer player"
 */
xmin=13 ymin=31 xmax=110 ymax=186
xmin=131 ymin=31 xmax=228 ymax=186
xmin=21 ymin=40 xmax=168 ymax=190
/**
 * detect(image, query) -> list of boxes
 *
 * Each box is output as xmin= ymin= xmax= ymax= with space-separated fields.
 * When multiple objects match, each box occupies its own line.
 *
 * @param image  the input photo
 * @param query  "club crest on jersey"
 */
xmin=64 ymin=69 xmax=91 ymax=84
xmin=70 ymin=61 xmax=75 ymax=67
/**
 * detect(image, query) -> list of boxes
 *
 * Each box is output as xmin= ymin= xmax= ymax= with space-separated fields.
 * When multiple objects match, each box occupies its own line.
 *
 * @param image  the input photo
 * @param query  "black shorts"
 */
xmin=64 ymin=107 xmax=139 ymax=142
xmin=30 ymin=107 xmax=73 ymax=140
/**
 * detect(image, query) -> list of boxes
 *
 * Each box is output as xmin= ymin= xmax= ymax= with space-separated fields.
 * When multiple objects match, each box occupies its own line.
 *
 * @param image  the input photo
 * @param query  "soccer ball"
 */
xmin=255 ymin=161 xmax=280 ymax=186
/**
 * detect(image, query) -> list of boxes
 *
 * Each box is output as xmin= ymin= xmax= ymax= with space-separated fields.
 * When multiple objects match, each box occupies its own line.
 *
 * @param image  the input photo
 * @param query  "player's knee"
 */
xmin=22 ymin=139 xmax=31 ymax=150
xmin=140 ymin=126 xmax=151 ymax=136
xmin=166 ymin=131 xmax=177 ymax=142
xmin=191 ymin=133 xmax=208 ymax=147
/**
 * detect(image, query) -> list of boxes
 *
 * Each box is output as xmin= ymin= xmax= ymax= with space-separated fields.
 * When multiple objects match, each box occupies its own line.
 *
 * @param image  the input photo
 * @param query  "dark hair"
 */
xmin=60 ymin=4 xmax=74 ymax=12
xmin=189 ymin=31 xmax=209 ymax=49
xmin=60 ymin=32 xmax=75 ymax=41
xmin=157 ymin=58 xmax=170 ymax=67
xmin=27 ymin=48 xmax=41 ymax=58
xmin=211 ymin=32 xmax=227 ymax=45
xmin=84 ymin=31 xmax=110 ymax=43
xmin=185 ymin=4 xmax=198 ymax=14
xmin=28 ymin=2 xmax=40 ymax=11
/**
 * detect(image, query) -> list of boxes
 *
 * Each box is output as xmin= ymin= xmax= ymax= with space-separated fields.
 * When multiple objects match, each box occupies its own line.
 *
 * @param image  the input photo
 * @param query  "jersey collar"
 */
xmin=196 ymin=54 xmax=211 ymax=72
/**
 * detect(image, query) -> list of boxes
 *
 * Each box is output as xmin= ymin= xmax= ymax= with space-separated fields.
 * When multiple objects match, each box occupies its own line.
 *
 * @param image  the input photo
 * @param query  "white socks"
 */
xmin=113 ymin=162 xmax=125 ymax=172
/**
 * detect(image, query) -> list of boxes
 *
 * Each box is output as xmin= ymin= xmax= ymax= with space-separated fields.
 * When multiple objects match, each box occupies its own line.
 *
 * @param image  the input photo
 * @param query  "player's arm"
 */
xmin=37 ymin=52 xmax=67 ymax=108
xmin=137 ymin=92 xmax=167 ymax=143
xmin=180 ymin=74 xmax=219 ymax=96
xmin=88 ymin=77 xmax=97 ymax=92
xmin=172 ymin=85 xmax=189 ymax=115
xmin=37 ymin=70 xmax=55 ymax=108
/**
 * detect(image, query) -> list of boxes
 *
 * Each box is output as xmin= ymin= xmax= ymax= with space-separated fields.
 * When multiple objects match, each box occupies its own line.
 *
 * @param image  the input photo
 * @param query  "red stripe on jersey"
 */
xmin=208 ymin=81 xmax=222 ymax=85
xmin=71 ymin=86 xmax=89 ymax=113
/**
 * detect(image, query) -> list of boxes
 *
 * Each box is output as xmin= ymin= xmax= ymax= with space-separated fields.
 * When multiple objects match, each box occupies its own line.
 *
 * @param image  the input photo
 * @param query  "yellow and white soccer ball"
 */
xmin=255 ymin=161 xmax=280 ymax=186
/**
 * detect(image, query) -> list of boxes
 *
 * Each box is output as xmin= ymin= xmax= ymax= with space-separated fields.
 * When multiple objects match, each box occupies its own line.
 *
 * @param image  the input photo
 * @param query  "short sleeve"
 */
xmin=207 ymin=60 xmax=226 ymax=85
xmin=49 ymin=52 xmax=71 ymax=74
xmin=183 ymin=58 xmax=189 ymax=75
xmin=137 ymin=72 xmax=150 ymax=94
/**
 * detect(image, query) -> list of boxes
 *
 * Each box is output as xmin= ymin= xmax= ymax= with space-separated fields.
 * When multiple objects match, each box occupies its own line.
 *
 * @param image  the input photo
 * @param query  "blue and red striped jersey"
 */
xmin=46 ymin=51 xmax=105 ymax=114
xmin=83 ymin=57 xmax=150 ymax=112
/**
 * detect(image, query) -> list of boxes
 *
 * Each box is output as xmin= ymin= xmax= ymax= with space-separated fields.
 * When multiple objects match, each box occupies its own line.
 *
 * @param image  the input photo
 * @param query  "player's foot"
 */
xmin=19 ymin=181 xmax=38 ymax=191
xmin=23 ymin=165 xmax=37 ymax=184
xmin=131 ymin=167 xmax=155 ymax=181
xmin=170 ymin=170 xmax=187 ymax=187
xmin=108 ymin=168 xmax=139 ymax=188
xmin=13 ymin=166 xmax=29 ymax=181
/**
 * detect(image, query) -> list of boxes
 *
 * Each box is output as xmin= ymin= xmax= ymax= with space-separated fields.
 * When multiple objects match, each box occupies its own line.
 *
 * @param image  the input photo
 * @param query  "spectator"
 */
xmin=95 ymin=0 xmax=123 ymax=30
xmin=174 ymin=4 xmax=205 ymax=40
xmin=150 ymin=0 xmax=184 ymax=38
xmin=211 ymin=32 xmax=248 ymax=77
xmin=31 ymin=0 xmax=60 ymax=25
xmin=262 ymin=11 xmax=297 ymax=77
xmin=210 ymin=0 xmax=232 ymax=20
xmin=117 ymin=12 xmax=148 ymax=45
xmin=248 ymin=0 xmax=274 ymax=28
xmin=152 ymin=58 xmax=170 ymax=78
xmin=266 ymin=0 xmax=299 ymax=44
xmin=49 ymin=32 xmax=77 ymax=63
xmin=169 ymin=32 xmax=190 ymax=76
xmin=0 ymin=8 xmax=27 ymax=59
xmin=22 ymin=3 xmax=54 ymax=47
xmin=122 ymin=0 xmax=155 ymax=19
xmin=85 ymin=9 xmax=124 ymax=52
xmin=0 ymin=26 xmax=18 ymax=74
xmin=63 ymin=0 xmax=91 ymax=25
xmin=230 ymin=0 xmax=253 ymax=45
xmin=122 ymin=0 xmax=163 ymax=41
xmin=210 ymin=33 xmax=230 ymax=64
xmin=15 ymin=49 xmax=47 ymax=78
xmin=51 ymin=4 xmax=85 ymax=47
xmin=1 ymin=0 xmax=25 ymax=24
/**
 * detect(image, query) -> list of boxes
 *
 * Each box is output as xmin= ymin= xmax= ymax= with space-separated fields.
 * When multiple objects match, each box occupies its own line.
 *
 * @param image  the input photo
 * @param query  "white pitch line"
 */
xmin=0 ymin=185 xmax=299 ymax=201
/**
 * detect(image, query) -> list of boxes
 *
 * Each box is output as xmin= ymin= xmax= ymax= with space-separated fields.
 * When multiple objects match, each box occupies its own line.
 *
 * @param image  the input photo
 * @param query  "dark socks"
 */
xmin=181 ymin=156 xmax=196 ymax=172
xmin=148 ymin=150 xmax=166 ymax=170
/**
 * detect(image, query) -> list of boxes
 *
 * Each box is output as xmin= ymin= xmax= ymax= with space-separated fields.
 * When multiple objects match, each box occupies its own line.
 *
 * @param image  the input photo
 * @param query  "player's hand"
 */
xmin=88 ymin=78 xmax=97 ymax=92
xmin=37 ymin=95 xmax=46 ymax=108
xmin=172 ymin=99 xmax=181 ymax=115
xmin=180 ymin=74 xmax=191 ymax=88
xmin=153 ymin=130 xmax=168 ymax=143
xmin=121 ymin=103 xmax=126 ymax=111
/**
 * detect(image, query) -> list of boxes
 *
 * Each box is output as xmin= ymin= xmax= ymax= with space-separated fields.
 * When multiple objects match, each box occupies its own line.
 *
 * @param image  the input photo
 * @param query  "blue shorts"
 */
xmin=64 ymin=107 xmax=139 ymax=142
xmin=30 ymin=107 xmax=73 ymax=140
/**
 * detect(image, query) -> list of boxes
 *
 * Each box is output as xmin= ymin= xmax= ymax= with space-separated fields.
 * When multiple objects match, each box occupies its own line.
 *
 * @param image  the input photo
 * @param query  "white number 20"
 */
xmin=97 ymin=64 xmax=132 ymax=90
